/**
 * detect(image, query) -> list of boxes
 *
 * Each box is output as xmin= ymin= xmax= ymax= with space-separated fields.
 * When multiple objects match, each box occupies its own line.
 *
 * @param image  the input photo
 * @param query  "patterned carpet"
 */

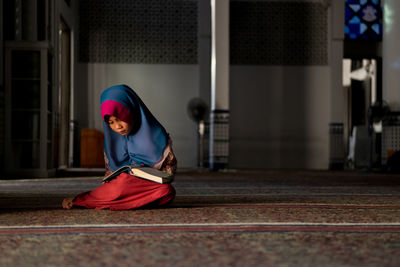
xmin=0 ymin=169 xmax=399 ymax=266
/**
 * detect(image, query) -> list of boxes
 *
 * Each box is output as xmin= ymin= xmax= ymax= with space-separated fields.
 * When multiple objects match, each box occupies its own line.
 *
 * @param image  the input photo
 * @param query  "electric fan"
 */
xmin=187 ymin=98 xmax=209 ymax=168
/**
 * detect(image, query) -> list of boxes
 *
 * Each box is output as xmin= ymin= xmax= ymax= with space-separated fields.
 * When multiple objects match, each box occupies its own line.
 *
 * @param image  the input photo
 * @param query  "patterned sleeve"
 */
xmin=160 ymin=151 xmax=178 ymax=175
xmin=151 ymin=138 xmax=178 ymax=175
xmin=104 ymin=152 xmax=113 ymax=177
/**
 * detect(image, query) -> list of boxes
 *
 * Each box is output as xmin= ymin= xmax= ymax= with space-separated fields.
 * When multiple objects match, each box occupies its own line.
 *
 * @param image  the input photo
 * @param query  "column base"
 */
xmin=209 ymin=109 xmax=229 ymax=170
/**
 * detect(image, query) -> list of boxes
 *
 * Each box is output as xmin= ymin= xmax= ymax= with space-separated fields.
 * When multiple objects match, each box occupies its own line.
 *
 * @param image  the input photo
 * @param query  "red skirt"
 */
xmin=72 ymin=172 xmax=176 ymax=210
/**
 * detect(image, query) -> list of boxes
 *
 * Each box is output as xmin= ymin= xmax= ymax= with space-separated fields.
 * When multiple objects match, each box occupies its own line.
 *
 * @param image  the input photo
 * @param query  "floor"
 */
xmin=0 ymin=169 xmax=399 ymax=266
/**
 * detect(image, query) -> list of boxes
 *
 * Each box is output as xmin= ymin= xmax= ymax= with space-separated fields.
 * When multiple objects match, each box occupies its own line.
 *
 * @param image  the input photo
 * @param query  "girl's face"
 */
xmin=107 ymin=115 xmax=133 ymax=136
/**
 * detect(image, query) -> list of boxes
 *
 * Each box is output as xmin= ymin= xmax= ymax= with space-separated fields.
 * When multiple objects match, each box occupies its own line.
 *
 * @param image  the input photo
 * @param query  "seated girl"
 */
xmin=62 ymin=84 xmax=177 ymax=210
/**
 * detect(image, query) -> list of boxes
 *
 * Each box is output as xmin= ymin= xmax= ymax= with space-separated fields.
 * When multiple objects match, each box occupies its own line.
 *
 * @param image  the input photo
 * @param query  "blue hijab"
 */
xmin=101 ymin=84 xmax=168 ymax=171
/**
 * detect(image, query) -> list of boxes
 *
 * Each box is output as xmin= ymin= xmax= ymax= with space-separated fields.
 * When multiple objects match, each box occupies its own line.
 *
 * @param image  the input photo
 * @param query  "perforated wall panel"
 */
xmin=230 ymin=1 xmax=328 ymax=65
xmin=79 ymin=0 xmax=328 ymax=65
xmin=79 ymin=0 xmax=198 ymax=64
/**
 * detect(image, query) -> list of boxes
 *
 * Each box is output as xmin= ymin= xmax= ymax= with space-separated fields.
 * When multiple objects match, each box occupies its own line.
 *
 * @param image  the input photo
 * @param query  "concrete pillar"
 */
xmin=330 ymin=0 xmax=345 ymax=123
xmin=209 ymin=0 xmax=229 ymax=170
xmin=15 ymin=0 xmax=22 ymax=40
xmin=383 ymin=0 xmax=400 ymax=110
xmin=329 ymin=0 xmax=345 ymax=168
xmin=21 ymin=0 xmax=38 ymax=40
xmin=0 ymin=0 xmax=3 ymax=86
xmin=198 ymin=0 xmax=211 ymax=104
xmin=0 ymin=0 xmax=4 ymax=173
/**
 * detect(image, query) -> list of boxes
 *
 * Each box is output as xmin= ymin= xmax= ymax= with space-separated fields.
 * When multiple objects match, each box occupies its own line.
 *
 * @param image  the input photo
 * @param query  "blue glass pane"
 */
xmin=349 ymin=16 xmax=361 ymax=24
xmin=345 ymin=0 xmax=382 ymax=41
xmin=345 ymin=6 xmax=354 ymax=21
xmin=349 ymin=24 xmax=360 ymax=33
xmin=360 ymin=23 xmax=368 ymax=33
xmin=349 ymin=4 xmax=361 ymax=12
xmin=371 ymin=23 xmax=380 ymax=34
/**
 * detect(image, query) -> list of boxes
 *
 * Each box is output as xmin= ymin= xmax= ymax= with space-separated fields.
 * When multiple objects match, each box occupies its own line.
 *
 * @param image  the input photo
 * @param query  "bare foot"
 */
xmin=62 ymin=197 xmax=74 ymax=209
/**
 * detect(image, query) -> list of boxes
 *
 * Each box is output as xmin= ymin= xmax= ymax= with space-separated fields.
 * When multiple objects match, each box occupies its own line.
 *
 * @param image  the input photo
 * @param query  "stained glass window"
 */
xmin=345 ymin=0 xmax=382 ymax=41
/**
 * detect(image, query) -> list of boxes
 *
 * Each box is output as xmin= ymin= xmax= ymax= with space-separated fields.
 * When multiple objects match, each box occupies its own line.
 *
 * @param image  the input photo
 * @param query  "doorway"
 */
xmin=343 ymin=58 xmax=382 ymax=169
xmin=58 ymin=20 xmax=71 ymax=169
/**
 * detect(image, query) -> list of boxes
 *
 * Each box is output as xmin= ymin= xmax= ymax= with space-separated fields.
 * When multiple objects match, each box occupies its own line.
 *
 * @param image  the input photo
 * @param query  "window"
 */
xmin=345 ymin=0 xmax=382 ymax=41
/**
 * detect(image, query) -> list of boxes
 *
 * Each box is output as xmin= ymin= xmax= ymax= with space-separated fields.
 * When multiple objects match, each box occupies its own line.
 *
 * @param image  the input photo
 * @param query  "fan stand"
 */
xmin=198 ymin=120 xmax=205 ymax=169
xmin=187 ymin=97 xmax=209 ymax=171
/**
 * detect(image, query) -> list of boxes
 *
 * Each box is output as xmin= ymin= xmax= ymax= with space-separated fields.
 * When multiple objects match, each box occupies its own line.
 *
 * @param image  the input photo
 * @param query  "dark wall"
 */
xmin=0 ymin=0 xmax=4 ymax=175
xmin=230 ymin=1 xmax=328 ymax=65
xmin=78 ymin=0 xmax=198 ymax=64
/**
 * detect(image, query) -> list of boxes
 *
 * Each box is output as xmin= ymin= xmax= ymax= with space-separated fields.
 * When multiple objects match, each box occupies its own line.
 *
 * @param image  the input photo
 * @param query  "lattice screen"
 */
xmin=79 ymin=0 xmax=328 ymax=65
xmin=79 ymin=0 xmax=198 ymax=64
xmin=230 ymin=1 xmax=328 ymax=65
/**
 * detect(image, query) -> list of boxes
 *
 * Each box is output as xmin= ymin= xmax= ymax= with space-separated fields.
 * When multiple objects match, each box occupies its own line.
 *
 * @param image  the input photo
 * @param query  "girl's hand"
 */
xmin=62 ymin=197 xmax=74 ymax=209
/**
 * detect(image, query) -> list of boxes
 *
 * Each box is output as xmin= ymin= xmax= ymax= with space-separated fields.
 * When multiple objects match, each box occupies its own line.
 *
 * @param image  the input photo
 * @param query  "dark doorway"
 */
xmin=58 ymin=19 xmax=72 ymax=168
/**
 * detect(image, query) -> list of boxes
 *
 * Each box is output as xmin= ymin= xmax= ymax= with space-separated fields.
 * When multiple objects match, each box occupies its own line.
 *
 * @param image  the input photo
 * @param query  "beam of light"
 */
xmin=384 ymin=3 xmax=393 ymax=34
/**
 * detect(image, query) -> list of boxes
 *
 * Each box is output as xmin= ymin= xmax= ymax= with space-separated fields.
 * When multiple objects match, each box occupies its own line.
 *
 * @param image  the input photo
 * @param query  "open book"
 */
xmin=102 ymin=166 xmax=174 ymax=184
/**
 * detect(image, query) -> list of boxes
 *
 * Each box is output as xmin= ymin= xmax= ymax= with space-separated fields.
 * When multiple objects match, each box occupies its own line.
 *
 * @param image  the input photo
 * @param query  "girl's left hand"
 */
xmin=62 ymin=197 xmax=74 ymax=209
